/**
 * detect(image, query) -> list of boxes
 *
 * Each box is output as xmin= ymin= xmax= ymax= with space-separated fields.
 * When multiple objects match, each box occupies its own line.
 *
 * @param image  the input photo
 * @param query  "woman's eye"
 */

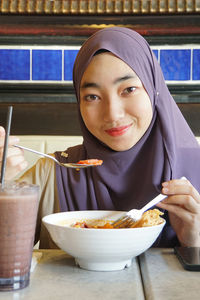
xmin=84 ymin=94 xmax=99 ymax=102
xmin=122 ymin=86 xmax=136 ymax=95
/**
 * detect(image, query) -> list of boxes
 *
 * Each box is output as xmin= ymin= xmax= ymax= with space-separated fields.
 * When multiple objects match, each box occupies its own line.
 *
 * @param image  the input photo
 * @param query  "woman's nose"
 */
xmin=103 ymin=97 xmax=125 ymax=122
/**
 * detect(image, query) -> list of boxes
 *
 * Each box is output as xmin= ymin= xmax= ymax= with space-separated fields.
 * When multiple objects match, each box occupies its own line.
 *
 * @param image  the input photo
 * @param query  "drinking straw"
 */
xmin=0 ymin=106 xmax=13 ymax=188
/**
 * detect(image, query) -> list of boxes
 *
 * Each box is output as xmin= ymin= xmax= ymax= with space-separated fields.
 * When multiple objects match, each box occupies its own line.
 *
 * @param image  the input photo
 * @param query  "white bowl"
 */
xmin=42 ymin=210 xmax=165 ymax=271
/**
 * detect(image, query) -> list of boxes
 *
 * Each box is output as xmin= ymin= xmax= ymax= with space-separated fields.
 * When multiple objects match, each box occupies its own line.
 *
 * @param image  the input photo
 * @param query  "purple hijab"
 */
xmin=55 ymin=27 xmax=200 ymax=247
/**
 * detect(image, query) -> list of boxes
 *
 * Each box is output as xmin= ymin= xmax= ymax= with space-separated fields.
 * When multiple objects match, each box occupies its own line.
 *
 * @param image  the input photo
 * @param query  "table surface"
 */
xmin=1 ymin=248 xmax=200 ymax=300
xmin=139 ymin=248 xmax=200 ymax=300
xmin=0 ymin=249 xmax=144 ymax=300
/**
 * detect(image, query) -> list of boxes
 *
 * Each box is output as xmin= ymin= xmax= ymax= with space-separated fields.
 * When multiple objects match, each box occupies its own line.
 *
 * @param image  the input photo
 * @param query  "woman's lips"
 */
xmin=105 ymin=124 xmax=132 ymax=137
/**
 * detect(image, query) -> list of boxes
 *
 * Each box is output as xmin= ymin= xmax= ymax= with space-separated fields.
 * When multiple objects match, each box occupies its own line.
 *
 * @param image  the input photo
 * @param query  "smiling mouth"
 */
xmin=105 ymin=124 xmax=132 ymax=137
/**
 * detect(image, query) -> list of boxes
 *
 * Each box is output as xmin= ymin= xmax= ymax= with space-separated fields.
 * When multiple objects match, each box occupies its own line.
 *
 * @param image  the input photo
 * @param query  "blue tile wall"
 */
xmin=152 ymin=49 xmax=158 ymax=60
xmin=0 ymin=46 xmax=199 ymax=83
xmin=32 ymin=50 xmax=62 ymax=80
xmin=64 ymin=49 xmax=79 ymax=81
xmin=0 ymin=49 xmax=30 ymax=80
xmin=193 ymin=49 xmax=200 ymax=80
xmin=160 ymin=49 xmax=191 ymax=80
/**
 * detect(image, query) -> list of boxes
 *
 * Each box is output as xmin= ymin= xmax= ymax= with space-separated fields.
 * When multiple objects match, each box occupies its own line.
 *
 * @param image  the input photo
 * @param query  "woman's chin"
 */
xmin=105 ymin=140 xmax=137 ymax=152
xmin=96 ymin=132 xmax=139 ymax=151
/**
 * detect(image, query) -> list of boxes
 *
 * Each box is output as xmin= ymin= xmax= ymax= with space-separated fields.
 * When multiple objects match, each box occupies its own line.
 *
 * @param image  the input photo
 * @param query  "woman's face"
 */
xmin=80 ymin=52 xmax=153 ymax=151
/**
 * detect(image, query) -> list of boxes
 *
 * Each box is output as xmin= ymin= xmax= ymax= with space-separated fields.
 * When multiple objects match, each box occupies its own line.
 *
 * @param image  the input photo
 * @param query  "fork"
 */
xmin=112 ymin=176 xmax=187 ymax=228
xmin=14 ymin=144 xmax=99 ymax=169
xmin=112 ymin=193 xmax=167 ymax=228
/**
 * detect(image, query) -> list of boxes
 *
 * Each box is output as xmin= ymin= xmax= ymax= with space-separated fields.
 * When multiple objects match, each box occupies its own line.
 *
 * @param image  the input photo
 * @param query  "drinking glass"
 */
xmin=0 ymin=181 xmax=39 ymax=291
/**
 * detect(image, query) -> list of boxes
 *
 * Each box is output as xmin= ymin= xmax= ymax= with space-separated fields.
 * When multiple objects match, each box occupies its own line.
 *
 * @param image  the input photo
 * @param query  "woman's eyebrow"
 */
xmin=80 ymin=82 xmax=99 ymax=89
xmin=114 ymin=75 xmax=136 ymax=84
xmin=81 ymin=74 xmax=136 ymax=90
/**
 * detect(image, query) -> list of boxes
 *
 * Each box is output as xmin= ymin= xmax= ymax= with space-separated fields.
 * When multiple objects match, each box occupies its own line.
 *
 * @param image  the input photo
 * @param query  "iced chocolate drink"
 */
xmin=0 ymin=181 xmax=39 ymax=291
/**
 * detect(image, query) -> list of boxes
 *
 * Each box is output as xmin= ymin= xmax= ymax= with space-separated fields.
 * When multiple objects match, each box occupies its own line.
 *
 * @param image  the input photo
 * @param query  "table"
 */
xmin=139 ymin=248 xmax=200 ymax=300
xmin=1 ymin=248 xmax=200 ymax=300
xmin=0 ymin=249 xmax=144 ymax=300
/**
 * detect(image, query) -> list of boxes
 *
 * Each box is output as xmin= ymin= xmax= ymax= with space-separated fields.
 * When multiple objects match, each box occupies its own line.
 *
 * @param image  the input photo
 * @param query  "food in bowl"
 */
xmin=42 ymin=210 xmax=166 ymax=272
xmin=72 ymin=220 xmax=114 ymax=229
xmin=70 ymin=209 xmax=164 ymax=229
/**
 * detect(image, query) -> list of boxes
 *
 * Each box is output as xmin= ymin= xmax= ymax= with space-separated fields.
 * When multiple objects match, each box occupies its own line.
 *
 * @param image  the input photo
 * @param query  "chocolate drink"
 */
xmin=0 ymin=182 xmax=39 ymax=291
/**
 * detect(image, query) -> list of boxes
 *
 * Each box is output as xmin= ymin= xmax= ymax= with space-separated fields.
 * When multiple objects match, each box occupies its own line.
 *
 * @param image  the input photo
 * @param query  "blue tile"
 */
xmin=64 ymin=50 xmax=79 ymax=81
xmin=193 ymin=49 xmax=200 ymax=80
xmin=0 ymin=49 xmax=30 ymax=80
xmin=152 ymin=49 xmax=158 ymax=60
xmin=160 ymin=49 xmax=191 ymax=80
xmin=32 ymin=50 xmax=62 ymax=80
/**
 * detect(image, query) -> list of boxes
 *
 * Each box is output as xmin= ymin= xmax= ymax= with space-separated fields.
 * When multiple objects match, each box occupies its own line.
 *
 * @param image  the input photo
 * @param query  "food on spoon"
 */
xmin=76 ymin=159 xmax=103 ymax=166
xmin=61 ymin=152 xmax=68 ymax=158
xmin=70 ymin=209 xmax=164 ymax=229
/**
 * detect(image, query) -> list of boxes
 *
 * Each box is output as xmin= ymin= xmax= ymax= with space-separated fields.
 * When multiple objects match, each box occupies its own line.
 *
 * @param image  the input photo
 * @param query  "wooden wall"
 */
xmin=0 ymin=102 xmax=200 ymax=136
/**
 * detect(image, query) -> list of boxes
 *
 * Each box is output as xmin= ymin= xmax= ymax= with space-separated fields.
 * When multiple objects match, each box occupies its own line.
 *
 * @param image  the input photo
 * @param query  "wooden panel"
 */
xmin=0 ymin=15 xmax=200 ymax=38
xmin=0 ymin=102 xmax=200 ymax=136
xmin=0 ymin=0 xmax=199 ymax=14
xmin=0 ymin=103 xmax=82 ymax=135
xmin=178 ymin=103 xmax=200 ymax=136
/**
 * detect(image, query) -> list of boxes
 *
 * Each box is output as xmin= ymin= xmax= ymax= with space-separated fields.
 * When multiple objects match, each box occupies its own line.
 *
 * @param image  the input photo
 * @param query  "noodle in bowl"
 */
xmin=42 ymin=210 xmax=166 ymax=271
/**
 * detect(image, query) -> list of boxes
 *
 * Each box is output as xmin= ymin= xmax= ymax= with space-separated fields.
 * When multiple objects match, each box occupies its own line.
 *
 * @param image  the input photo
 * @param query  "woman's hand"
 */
xmin=0 ymin=126 xmax=28 ymax=180
xmin=156 ymin=177 xmax=200 ymax=247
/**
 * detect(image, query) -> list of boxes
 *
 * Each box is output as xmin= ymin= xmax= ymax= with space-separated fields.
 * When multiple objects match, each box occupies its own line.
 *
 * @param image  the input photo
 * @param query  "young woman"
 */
xmin=1 ymin=27 xmax=200 ymax=248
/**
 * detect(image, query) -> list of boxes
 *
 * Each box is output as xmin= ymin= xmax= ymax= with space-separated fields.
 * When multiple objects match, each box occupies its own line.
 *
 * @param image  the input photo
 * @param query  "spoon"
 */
xmin=14 ymin=144 xmax=100 ymax=169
